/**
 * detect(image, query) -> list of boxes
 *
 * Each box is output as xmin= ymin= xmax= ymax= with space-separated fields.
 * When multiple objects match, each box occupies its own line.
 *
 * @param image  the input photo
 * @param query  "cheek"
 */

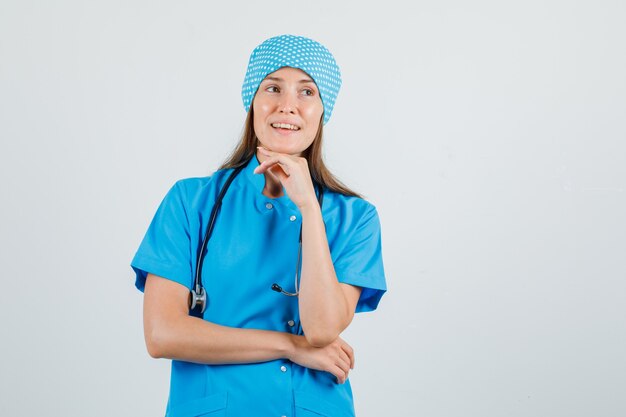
xmin=303 ymin=102 xmax=324 ymax=123
xmin=254 ymin=99 xmax=271 ymax=114
xmin=252 ymin=100 xmax=269 ymax=132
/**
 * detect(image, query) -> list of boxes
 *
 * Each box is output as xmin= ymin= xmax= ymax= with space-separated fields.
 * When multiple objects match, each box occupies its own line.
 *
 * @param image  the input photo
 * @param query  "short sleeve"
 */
xmin=333 ymin=204 xmax=387 ymax=313
xmin=131 ymin=181 xmax=193 ymax=292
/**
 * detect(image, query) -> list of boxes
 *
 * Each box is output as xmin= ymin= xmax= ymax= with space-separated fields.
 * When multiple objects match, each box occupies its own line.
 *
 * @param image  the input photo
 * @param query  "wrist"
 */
xmin=283 ymin=334 xmax=296 ymax=361
xmin=298 ymin=200 xmax=321 ymax=217
xmin=284 ymin=334 xmax=304 ymax=362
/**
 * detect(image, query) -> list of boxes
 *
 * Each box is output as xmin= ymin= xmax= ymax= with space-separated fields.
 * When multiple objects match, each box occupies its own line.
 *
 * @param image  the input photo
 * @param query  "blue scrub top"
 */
xmin=131 ymin=156 xmax=386 ymax=417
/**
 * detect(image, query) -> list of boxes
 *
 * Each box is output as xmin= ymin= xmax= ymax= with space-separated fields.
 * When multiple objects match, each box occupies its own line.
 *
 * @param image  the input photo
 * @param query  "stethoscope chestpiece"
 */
xmin=189 ymin=287 xmax=207 ymax=316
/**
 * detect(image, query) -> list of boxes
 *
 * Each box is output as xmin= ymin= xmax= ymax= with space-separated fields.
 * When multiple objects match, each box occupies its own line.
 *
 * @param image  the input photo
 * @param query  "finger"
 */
xmin=331 ymin=365 xmax=348 ymax=384
xmin=254 ymin=157 xmax=290 ymax=177
xmin=252 ymin=157 xmax=275 ymax=174
xmin=256 ymin=160 xmax=290 ymax=183
xmin=254 ymin=157 xmax=289 ymax=175
xmin=268 ymin=163 xmax=290 ymax=181
xmin=336 ymin=348 xmax=351 ymax=372
xmin=341 ymin=342 xmax=355 ymax=369
xmin=256 ymin=147 xmax=299 ymax=170
xmin=257 ymin=146 xmax=286 ymax=158
xmin=335 ymin=353 xmax=351 ymax=378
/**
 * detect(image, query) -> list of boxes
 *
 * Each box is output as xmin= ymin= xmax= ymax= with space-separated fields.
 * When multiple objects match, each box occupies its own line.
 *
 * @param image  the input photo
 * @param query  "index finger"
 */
xmin=254 ymin=157 xmax=291 ymax=177
xmin=257 ymin=147 xmax=299 ymax=167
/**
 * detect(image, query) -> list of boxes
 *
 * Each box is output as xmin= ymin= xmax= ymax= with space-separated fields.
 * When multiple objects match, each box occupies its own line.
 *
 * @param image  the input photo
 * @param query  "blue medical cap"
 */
xmin=241 ymin=34 xmax=342 ymax=125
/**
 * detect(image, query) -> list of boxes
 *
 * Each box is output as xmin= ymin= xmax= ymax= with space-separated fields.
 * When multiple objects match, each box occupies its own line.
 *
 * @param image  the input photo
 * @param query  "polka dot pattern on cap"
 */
xmin=241 ymin=34 xmax=342 ymax=125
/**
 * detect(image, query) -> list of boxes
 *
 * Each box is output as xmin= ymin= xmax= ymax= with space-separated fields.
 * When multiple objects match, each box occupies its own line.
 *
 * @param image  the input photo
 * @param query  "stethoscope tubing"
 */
xmin=190 ymin=164 xmax=245 ymax=317
xmin=189 ymin=159 xmax=323 ymax=317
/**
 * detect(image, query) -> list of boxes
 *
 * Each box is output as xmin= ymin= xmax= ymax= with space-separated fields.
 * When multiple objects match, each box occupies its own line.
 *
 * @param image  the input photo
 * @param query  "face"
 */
xmin=252 ymin=67 xmax=324 ymax=157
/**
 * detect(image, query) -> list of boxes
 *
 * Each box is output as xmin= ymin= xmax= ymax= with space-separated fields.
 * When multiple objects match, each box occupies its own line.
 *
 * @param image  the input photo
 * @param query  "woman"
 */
xmin=131 ymin=34 xmax=386 ymax=417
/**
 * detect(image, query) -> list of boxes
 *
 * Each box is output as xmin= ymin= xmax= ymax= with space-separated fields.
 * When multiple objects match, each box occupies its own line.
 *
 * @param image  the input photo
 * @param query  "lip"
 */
xmin=270 ymin=120 xmax=301 ymax=128
xmin=270 ymin=120 xmax=301 ymax=134
xmin=271 ymin=126 xmax=300 ymax=136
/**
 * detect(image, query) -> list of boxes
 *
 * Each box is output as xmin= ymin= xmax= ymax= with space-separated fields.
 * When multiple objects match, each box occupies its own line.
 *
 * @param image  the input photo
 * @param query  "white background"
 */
xmin=1 ymin=1 xmax=625 ymax=416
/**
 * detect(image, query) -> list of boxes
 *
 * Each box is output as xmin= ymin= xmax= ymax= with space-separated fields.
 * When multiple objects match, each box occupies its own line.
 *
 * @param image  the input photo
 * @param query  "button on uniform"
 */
xmin=289 ymin=215 xmax=296 ymax=222
xmin=287 ymin=320 xmax=295 ymax=327
xmin=265 ymin=203 xmax=273 ymax=210
xmin=280 ymin=365 xmax=287 ymax=372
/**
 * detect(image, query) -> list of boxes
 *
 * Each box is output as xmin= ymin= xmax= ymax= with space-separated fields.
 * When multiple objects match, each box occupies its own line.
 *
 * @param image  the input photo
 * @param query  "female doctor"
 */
xmin=131 ymin=34 xmax=386 ymax=417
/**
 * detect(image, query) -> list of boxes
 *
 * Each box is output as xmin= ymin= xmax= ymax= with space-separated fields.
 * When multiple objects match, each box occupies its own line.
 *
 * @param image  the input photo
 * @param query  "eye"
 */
xmin=265 ymin=85 xmax=280 ymax=93
xmin=301 ymin=88 xmax=315 ymax=96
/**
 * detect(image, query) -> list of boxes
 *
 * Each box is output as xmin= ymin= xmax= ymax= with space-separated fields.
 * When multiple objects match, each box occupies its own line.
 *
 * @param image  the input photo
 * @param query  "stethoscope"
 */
xmin=189 ymin=158 xmax=324 ymax=317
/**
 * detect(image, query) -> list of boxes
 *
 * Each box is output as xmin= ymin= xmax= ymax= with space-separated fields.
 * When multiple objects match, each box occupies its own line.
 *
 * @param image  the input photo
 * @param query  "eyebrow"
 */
xmin=263 ymin=76 xmax=315 ymax=84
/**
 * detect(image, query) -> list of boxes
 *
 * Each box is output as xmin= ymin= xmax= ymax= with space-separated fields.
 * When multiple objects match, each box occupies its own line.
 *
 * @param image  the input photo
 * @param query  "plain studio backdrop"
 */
xmin=1 ymin=1 xmax=624 ymax=416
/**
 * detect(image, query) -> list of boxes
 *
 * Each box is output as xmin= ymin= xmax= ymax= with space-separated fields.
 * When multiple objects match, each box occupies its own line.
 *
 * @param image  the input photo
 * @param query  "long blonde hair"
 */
xmin=219 ymin=108 xmax=361 ymax=198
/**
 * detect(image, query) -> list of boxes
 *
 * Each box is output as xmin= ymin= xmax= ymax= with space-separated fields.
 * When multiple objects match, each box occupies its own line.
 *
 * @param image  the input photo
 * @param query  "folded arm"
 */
xmin=298 ymin=205 xmax=362 ymax=347
xmin=143 ymin=273 xmax=355 ymax=383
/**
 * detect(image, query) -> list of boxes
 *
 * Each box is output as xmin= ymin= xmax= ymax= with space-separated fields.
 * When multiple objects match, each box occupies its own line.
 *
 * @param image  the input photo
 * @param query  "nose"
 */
xmin=279 ymin=92 xmax=297 ymax=114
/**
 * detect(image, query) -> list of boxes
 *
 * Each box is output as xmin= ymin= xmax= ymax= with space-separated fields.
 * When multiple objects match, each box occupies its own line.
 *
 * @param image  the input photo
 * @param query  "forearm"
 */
xmin=144 ymin=274 xmax=297 ymax=365
xmin=253 ymin=149 xmax=361 ymax=346
xmin=146 ymin=313 xmax=296 ymax=364
xmin=298 ymin=204 xmax=353 ymax=346
xmin=147 ymin=312 xmax=354 ymax=384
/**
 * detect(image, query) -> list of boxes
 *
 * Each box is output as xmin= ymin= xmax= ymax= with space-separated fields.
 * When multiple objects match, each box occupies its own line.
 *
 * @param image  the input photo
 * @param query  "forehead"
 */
xmin=262 ymin=67 xmax=315 ymax=83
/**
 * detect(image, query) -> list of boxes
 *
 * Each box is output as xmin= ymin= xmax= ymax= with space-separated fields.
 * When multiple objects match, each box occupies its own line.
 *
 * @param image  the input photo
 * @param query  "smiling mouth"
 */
xmin=271 ymin=123 xmax=300 ymax=131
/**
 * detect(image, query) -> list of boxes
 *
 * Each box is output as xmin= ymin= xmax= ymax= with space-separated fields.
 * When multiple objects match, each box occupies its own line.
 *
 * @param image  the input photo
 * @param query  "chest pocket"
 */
xmin=167 ymin=392 xmax=227 ymax=417
xmin=294 ymin=391 xmax=354 ymax=417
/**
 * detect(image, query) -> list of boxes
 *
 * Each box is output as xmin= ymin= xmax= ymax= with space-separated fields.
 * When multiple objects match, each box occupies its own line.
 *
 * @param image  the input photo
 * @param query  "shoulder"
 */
xmin=169 ymin=169 xmax=235 ymax=206
xmin=173 ymin=168 xmax=232 ymax=192
xmin=323 ymin=188 xmax=378 ymax=214
xmin=321 ymin=189 xmax=380 ymax=230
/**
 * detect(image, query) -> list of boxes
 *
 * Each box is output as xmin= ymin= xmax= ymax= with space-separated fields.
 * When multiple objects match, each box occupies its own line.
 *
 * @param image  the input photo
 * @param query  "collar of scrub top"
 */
xmin=189 ymin=156 xmax=324 ymax=317
xmin=244 ymin=155 xmax=300 ymax=212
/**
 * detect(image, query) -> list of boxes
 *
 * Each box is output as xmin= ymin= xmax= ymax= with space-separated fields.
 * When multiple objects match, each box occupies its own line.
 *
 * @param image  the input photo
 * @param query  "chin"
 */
xmin=258 ymin=142 xmax=305 ymax=156
xmin=276 ymin=148 xmax=304 ymax=157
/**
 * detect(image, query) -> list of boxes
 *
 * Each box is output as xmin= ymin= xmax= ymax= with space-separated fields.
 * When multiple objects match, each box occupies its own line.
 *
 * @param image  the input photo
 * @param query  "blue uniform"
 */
xmin=131 ymin=156 xmax=386 ymax=417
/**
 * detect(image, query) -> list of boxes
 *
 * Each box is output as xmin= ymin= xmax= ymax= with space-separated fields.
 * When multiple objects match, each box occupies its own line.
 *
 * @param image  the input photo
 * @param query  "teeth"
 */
xmin=272 ymin=123 xmax=299 ymax=131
